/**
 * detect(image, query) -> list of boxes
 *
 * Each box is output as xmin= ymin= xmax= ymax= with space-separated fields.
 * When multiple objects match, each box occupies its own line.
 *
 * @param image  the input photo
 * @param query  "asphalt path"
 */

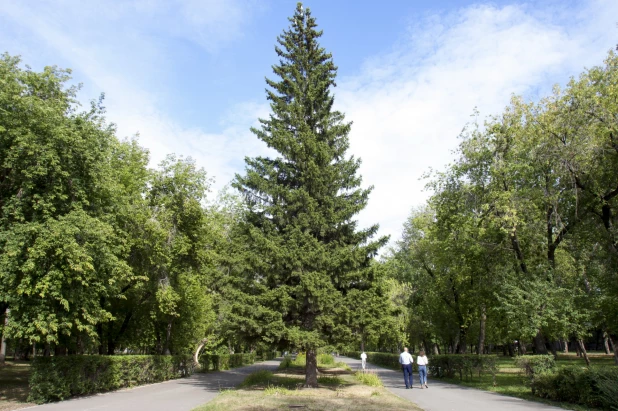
xmin=23 ymin=359 xmax=281 ymax=411
xmin=338 ymin=356 xmax=562 ymax=411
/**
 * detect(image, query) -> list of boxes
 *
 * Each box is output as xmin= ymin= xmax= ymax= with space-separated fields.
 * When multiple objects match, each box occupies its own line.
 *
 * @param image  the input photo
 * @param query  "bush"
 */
xmin=428 ymin=355 xmax=497 ymax=382
xmin=514 ymin=355 xmax=555 ymax=377
xmin=28 ymin=355 xmax=194 ymax=403
xmin=317 ymin=353 xmax=335 ymax=366
xmin=292 ymin=353 xmax=306 ymax=367
xmin=199 ymin=353 xmax=256 ymax=371
xmin=531 ymin=366 xmax=618 ymax=409
xmin=345 ymin=351 xmax=403 ymax=370
xmin=279 ymin=355 xmax=293 ymax=369
xmin=355 ymin=371 xmax=383 ymax=387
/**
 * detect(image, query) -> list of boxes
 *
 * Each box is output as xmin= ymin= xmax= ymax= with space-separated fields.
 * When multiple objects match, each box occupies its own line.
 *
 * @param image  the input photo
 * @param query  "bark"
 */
xmin=43 ymin=343 xmax=50 ymax=357
xmin=163 ymin=320 xmax=173 ymax=355
xmin=548 ymin=339 xmax=557 ymax=358
xmin=533 ymin=330 xmax=548 ymax=354
xmin=305 ymin=349 xmax=318 ymax=388
xmin=507 ymin=343 xmax=514 ymax=357
xmin=577 ymin=339 xmax=591 ymax=366
xmin=97 ymin=323 xmax=105 ymax=355
xmin=563 ymin=339 xmax=569 ymax=353
xmin=194 ymin=338 xmax=208 ymax=367
xmin=360 ymin=338 xmax=365 ymax=353
xmin=432 ymin=342 xmax=440 ymax=355
xmin=0 ymin=308 xmax=8 ymax=365
xmin=519 ymin=339 xmax=527 ymax=355
xmin=606 ymin=332 xmax=618 ymax=365
xmin=603 ymin=332 xmax=611 ymax=355
xmin=478 ymin=306 xmax=486 ymax=355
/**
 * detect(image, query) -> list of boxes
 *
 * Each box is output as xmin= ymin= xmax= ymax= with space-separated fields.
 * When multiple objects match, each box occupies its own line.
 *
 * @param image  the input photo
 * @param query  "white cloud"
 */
xmin=337 ymin=0 xmax=618 ymax=246
xmin=0 ymin=0 xmax=271 ymax=195
xmin=2 ymin=0 xmax=617 ymax=249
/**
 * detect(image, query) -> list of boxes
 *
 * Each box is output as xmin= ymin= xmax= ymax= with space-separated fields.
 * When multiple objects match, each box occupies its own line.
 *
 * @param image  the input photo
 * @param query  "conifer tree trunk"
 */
xmin=305 ymin=349 xmax=318 ymax=388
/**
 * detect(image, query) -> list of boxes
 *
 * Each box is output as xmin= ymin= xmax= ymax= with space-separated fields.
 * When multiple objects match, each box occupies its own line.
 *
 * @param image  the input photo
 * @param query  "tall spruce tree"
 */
xmin=234 ymin=3 xmax=387 ymax=386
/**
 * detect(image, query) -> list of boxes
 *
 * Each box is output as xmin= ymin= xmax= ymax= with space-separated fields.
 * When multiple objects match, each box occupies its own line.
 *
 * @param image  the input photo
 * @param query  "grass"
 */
xmin=0 ymin=360 xmax=34 ymax=411
xmin=436 ymin=352 xmax=614 ymax=411
xmin=193 ymin=358 xmax=418 ymax=411
xmin=354 ymin=370 xmax=383 ymax=387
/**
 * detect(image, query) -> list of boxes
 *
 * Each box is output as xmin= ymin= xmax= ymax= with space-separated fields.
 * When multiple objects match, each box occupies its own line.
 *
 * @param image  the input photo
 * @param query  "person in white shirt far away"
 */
xmin=417 ymin=350 xmax=429 ymax=388
xmin=398 ymin=347 xmax=414 ymax=389
xmin=360 ymin=351 xmax=367 ymax=370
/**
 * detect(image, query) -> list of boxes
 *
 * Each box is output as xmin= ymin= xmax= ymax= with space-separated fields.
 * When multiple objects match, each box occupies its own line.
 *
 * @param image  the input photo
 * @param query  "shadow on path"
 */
xmin=24 ymin=359 xmax=281 ymax=411
xmin=337 ymin=356 xmax=562 ymax=411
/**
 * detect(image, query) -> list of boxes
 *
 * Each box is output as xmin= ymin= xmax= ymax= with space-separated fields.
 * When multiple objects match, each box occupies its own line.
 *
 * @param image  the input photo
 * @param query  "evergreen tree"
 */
xmin=234 ymin=3 xmax=387 ymax=386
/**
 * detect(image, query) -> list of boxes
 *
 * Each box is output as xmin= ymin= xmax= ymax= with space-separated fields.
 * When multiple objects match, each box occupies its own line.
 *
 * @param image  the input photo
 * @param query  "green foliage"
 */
xmin=354 ymin=371 xmax=383 ymax=387
xmin=346 ymin=351 xmax=407 ymax=371
xmin=514 ymin=355 xmax=555 ymax=377
xmin=232 ymin=4 xmax=388 ymax=382
xmin=428 ymin=355 xmax=497 ymax=382
xmin=292 ymin=353 xmax=306 ymax=367
xmin=28 ymin=355 xmax=194 ymax=403
xmin=317 ymin=353 xmax=334 ymax=366
xmin=531 ymin=366 xmax=618 ymax=410
xmin=199 ymin=353 xmax=256 ymax=371
xmin=279 ymin=355 xmax=294 ymax=369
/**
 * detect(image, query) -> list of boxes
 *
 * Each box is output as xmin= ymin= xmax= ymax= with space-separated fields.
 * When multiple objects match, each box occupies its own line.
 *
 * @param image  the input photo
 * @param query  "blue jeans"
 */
xmin=418 ymin=365 xmax=427 ymax=385
xmin=402 ymin=364 xmax=413 ymax=388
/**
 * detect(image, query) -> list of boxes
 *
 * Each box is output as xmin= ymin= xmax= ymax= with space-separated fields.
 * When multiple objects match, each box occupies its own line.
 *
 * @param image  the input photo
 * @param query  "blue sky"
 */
xmin=1 ymin=0 xmax=617 ymax=245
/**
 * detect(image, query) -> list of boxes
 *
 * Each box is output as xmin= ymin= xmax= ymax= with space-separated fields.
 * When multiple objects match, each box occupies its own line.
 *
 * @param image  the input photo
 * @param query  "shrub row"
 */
xmin=345 ymin=351 xmax=417 ymax=371
xmin=428 ymin=355 xmax=497 ymax=382
xmin=29 ymin=355 xmax=194 ymax=404
xmin=531 ymin=366 xmax=618 ymax=410
xmin=199 ymin=353 xmax=256 ymax=371
xmin=514 ymin=355 xmax=555 ymax=377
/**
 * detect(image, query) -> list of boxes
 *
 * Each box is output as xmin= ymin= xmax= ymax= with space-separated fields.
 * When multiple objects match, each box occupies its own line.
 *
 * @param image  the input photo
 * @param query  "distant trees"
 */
xmin=385 ymin=51 xmax=618 ymax=364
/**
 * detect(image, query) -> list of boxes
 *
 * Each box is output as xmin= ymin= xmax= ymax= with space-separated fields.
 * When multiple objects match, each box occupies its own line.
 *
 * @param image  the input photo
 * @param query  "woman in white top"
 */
xmin=417 ymin=350 xmax=429 ymax=388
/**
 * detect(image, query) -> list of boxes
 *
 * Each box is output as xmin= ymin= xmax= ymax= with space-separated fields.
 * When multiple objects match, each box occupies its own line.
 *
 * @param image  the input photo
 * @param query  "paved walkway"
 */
xmin=24 ymin=359 xmax=281 ymax=411
xmin=338 ymin=356 xmax=562 ymax=411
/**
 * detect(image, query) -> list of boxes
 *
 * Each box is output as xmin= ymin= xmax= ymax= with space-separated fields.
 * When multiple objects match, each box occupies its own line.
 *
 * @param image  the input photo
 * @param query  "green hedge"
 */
xmin=428 ymin=355 xmax=497 ymax=382
xmin=199 ymin=353 xmax=256 ymax=371
xmin=345 ymin=351 xmax=418 ymax=371
xmin=531 ymin=366 xmax=618 ymax=410
xmin=514 ymin=355 xmax=555 ymax=377
xmin=29 ymin=355 xmax=194 ymax=403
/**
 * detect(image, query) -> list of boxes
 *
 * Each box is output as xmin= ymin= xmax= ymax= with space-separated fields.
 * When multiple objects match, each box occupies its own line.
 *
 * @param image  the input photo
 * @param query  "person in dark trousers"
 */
xmin=399 ymin=347 xmax=414 ymax=389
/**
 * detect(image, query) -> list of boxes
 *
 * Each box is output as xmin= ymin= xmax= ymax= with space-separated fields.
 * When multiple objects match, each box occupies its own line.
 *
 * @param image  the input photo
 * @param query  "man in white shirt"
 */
xmin=360 ymin=352 xmax=367 ymax=370
xmin=398 ymin=347 xmax=414 ymax=389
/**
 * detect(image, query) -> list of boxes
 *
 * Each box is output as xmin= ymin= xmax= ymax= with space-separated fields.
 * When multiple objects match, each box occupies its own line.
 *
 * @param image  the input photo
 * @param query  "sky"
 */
xmin=1 ymin=0 xmax=617 ymax=247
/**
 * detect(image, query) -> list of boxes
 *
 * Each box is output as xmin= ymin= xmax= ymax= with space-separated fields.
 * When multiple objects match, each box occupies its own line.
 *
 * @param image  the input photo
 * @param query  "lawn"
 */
xmin=193 ymin=356 xmax=421 ymax=411
xmin=437 ymin=353 xmax=615 ymax=411
xmin=0 ymin=360 xmax=34 ymax=411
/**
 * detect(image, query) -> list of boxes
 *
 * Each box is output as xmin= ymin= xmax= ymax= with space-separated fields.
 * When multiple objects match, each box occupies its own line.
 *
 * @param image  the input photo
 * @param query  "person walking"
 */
xmin=399 ymin=347 xmax=414 ymax=389
xmin=360 ymin=351 xmax=367 ymax=370
xmin=417 ymin=350 xmax=429 ymax=388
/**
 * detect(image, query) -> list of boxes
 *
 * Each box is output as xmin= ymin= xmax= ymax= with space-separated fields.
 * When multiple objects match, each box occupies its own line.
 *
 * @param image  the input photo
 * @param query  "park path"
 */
xmin=338 ymin=356 xmax=562 ymax=411
xmin=22 ymin=359 xmax=281 ymax=411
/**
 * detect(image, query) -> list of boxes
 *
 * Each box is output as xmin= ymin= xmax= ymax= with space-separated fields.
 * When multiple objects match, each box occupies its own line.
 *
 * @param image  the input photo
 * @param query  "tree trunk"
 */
xmin=305 ymin=349 xmax=318 ymax=388
xmin=533 ymin=331 xmax=548 ymax=354
xmin=432 ymin=342 xmax=440 ymax=355
xmin=548 ymin=339 xmax=557 ymax=358
xmin=507 ymin=343 xmax=514 ymax=357
xmin=563 ymin=339 xmax=569 ymax=353
xmin=0 ymin=308 xmax=8 ymax=365
xmin=478 ymin=306 xmax=486 ymax=355
xmin=519 ymin=339 xmax=527 ymax=355
xmin=97 ymin=323 xmax=105 ymax=355
xmin=43 ymin=343 xmax=50 ymax=357
xmin=577 ymin=339 xmax=590 ymax=366
xmin=360 ymin=338 xmax=365 ymax=353
xmin=162 ymin=320 xmax=172 ymax=355
xmin=603 ymin=332 xmax=611 ymax=355
xmin=457 ymin=327 xmax=467 ymax=354
xmin=606 ymin=332 xmax=618 ymax=365
xmin=194 ymin=338 xmax=208 ymax=367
